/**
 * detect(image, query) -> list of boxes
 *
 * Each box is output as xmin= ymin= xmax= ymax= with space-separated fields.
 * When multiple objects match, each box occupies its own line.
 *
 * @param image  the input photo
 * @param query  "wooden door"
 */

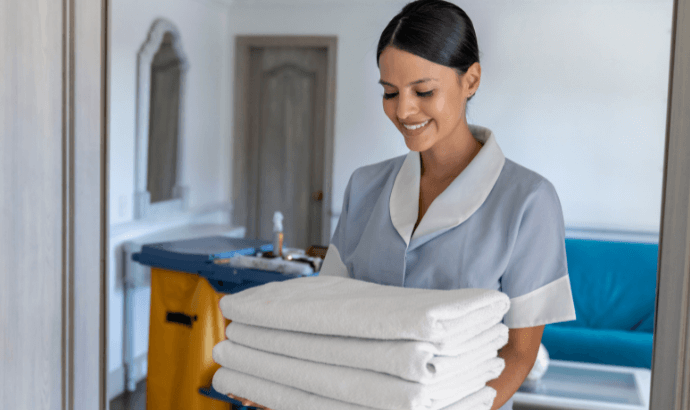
xmin=0 ymin=0 xmax=106 ymax=409
xmin=246 ymin=46 xmax=328 ymax=250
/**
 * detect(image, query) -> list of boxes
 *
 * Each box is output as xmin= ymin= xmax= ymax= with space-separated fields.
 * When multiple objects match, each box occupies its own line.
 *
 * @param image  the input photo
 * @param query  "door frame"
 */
xmin=649 ymin=0 xmax=690 ymax=407
xmin=231 ymin=35 xmax=337 ymax=247
xmin=64 ymin=0 xmax=108 ymax=408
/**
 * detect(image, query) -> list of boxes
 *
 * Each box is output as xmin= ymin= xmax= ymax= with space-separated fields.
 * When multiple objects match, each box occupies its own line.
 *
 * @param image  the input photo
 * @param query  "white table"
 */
xmin=513 ymin=359 xmax=651 ymax=410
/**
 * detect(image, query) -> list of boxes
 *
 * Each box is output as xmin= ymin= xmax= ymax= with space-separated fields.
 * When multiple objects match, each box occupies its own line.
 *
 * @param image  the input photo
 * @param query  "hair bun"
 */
xmin=401 ymin=0 xmax=448 ymax=16
xmin=376 ymin=0 xmax=480 ymax=78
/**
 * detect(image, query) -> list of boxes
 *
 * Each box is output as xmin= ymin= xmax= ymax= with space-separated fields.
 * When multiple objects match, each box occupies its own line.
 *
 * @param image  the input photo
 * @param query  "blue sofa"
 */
xmin=540 ymin=237 xmax=658 ymax=369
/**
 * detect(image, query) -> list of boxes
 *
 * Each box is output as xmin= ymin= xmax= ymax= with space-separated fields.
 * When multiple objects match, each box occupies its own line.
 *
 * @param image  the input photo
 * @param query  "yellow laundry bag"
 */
xmin=146 ymin=267 xmax=231 ymax=410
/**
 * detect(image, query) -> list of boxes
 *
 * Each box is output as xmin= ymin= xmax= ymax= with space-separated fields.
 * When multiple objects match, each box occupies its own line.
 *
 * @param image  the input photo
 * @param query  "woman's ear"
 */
xmin=465 ymin=62 xmax=481 ymax=96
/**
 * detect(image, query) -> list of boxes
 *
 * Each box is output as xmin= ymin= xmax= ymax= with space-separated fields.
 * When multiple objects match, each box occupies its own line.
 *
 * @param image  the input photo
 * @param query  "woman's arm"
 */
xmin=486 ymin=325 xmax=544 ymax=410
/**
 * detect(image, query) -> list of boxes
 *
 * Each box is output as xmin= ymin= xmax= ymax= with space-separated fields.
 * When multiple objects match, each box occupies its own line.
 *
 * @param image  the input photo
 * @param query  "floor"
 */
xmin=109 ymin=379 xmax=146 ymax=410
xmin=109 ymin=380 xmax=247 ymax=410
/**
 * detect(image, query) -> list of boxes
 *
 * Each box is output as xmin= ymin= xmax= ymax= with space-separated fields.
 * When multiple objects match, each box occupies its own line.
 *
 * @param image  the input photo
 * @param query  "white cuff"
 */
xmin=503 ymin=275 xmax=577 ymax=328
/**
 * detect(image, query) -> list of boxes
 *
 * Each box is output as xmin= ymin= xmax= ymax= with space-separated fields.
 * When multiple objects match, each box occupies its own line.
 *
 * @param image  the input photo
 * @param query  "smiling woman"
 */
xmin=378 ymin=47 xmax=483 ymax=234
xmin=317 ymin=1 xmax=577 ymax=410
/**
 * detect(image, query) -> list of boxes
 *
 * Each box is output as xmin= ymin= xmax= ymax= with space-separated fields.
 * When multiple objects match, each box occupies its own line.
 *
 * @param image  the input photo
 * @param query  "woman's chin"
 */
xmin=402 ymin=137 xmax=431 ymax=153
xmin=400 ymin=125 xmax=435 ymax=152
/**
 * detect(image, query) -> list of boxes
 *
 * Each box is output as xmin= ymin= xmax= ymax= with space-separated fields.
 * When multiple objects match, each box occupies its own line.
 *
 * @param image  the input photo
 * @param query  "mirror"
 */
xmin=133 ymin=18 xmax=189 ymax=220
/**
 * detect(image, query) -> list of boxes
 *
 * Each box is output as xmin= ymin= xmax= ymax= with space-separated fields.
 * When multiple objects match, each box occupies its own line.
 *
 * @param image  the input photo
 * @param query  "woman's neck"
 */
xmin=419 ymin=125 xmax=482 ymax=182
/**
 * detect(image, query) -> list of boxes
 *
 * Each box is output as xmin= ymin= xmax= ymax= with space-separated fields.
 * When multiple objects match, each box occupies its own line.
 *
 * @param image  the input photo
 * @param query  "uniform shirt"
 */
xmin=320 ymin=124 xmax=577 ymax=410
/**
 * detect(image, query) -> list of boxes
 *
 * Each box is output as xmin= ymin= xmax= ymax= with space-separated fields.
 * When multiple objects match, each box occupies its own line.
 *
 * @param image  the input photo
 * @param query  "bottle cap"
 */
xmin=273 ymin=211 xmax=284 ymax=232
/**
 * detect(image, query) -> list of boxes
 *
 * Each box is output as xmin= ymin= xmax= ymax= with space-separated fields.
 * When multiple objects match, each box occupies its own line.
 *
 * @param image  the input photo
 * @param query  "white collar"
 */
xmin=389 ymin=124 xmax=506 ymax=246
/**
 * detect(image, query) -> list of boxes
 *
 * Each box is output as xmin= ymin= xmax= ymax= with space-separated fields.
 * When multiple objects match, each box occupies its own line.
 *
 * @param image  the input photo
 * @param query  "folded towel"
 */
xmin=225 ymin=321 xmax=509 ymax=383
xmin=212 ymin=340 xmax=505 ymax=410
xmin=212 ymin=367 xmax=498 ymax=410
xmin=219 ymin=275 xmax=510 ymax=342
xmin=221 ymin=255 xmax=314 ymax=275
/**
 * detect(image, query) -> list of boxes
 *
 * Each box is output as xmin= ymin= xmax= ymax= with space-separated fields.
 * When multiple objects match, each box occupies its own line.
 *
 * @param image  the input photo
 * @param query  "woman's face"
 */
xmin=378 ymin=46 xmax=478 ymax=153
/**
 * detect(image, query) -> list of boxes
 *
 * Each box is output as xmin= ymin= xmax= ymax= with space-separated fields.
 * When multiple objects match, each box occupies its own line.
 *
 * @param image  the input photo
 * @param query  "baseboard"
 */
xmin=107 ymin=366 xmax=125 ymax=402
xmin=108 ymin=351 xmax=148 ymax=401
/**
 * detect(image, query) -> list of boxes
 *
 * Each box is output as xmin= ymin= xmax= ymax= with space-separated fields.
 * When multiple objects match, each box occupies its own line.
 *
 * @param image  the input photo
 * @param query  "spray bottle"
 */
xmin=273 ymin=211 xmax=284 ymax=258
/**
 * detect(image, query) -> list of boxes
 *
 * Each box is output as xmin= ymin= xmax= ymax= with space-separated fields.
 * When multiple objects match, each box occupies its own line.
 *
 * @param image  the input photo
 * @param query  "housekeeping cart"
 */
xmin=132 ymin=236 xmax=317 ymax=410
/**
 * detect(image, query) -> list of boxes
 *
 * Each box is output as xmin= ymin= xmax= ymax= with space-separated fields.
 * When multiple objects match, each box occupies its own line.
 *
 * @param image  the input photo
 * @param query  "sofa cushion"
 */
xmin=632 ymin=309 xmax=655 ymax=333
xmin=542 ymin=324 xmax=653 ymax=369
xmin=559 ymin=239 xmax=658 ymax=331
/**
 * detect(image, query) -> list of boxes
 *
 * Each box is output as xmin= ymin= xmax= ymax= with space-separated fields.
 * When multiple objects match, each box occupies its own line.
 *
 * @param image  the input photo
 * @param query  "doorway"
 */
xmin=231 ymin=36 xmax=337 ymax=250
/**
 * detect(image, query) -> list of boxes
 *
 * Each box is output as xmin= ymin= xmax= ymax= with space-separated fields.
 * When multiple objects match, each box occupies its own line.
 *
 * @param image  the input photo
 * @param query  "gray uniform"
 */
xmin=320 ymin=124 xmax=577 ymax=410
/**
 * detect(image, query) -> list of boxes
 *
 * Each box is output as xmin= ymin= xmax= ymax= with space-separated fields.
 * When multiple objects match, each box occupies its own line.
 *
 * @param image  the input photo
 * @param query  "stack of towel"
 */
xmin=212 ymin=275 xmax=511 ymax=410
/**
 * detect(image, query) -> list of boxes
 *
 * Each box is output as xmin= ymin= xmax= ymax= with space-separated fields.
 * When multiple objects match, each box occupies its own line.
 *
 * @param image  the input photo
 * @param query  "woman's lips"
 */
xmin=401 ymin=119 xmax=432 ymax=137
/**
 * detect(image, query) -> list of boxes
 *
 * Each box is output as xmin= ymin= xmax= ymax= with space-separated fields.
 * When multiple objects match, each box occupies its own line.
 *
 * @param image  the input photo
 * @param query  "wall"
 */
xmin=464 ymin=0 xmax=672 ymax=233
xmin=225 ymin=0 xmax=673 ymax=235
xmin=109 ymin=0 xmax=232 ymax=225
xmin=107 ymin=0 xmax=233 ymax=397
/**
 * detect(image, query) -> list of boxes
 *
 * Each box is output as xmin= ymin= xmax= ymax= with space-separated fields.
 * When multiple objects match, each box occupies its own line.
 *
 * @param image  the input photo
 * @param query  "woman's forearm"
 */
xmin=485 ymin=346 xmax=535 ymax=410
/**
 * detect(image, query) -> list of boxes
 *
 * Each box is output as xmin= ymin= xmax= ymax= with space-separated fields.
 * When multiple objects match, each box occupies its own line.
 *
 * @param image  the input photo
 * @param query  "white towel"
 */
xmin=221 ymin=254 xmax=314 ymax=275
xmin=225 ymin=321 xmax=509 ymax=383
xmin=219 ymin=275 xmax=510 ymax=342
xmin=212 ymin=340 xmax=505 ymax=410
xmin=212 ymin=367 xmax=498 ymax=410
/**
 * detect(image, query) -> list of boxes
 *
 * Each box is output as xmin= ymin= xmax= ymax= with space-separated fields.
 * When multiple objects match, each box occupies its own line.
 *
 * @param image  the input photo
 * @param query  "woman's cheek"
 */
xmin=431 ymin=96 xmax=446 ymax=114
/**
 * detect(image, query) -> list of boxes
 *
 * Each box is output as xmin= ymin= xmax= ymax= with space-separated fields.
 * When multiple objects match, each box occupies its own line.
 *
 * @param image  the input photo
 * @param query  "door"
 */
xmin=240 ymin=42 xmax=332 ymax=250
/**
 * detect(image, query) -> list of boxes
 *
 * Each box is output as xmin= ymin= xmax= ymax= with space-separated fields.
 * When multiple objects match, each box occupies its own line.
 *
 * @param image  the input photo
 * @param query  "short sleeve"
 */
xmin=318 ymin=174 xmax=353 ymax=278
xmin=501 ymin=180 xmax=577 ymax=328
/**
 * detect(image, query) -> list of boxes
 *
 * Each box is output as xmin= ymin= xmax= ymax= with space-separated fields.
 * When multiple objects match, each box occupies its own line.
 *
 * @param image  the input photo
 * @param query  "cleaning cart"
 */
xmin=132 ymin=236 xmax=318 ymax=410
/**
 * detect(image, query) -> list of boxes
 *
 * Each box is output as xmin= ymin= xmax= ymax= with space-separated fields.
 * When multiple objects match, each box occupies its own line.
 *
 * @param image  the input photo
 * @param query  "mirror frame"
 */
xmin=133 ymin=18 xmax=189 ymax=220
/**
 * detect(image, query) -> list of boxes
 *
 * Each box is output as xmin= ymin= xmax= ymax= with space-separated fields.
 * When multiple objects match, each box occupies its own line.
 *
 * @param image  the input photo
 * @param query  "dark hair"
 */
xmin=376 ymin=0 xmax=480 ymax=102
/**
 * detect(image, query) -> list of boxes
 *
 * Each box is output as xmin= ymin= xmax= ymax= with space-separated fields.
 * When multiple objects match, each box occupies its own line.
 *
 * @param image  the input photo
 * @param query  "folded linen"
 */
xmin=218 ymin=275 xmax=510 ymax=342
xmin=225 ymin=321 xmax=509 ymax=383
xmin=212 ymin=340 xmax=505 ymax=410
xmin=221 ymin=254 xmax=314 ymax=275
xmin=212 ymin=367 xmax=498 ymax=410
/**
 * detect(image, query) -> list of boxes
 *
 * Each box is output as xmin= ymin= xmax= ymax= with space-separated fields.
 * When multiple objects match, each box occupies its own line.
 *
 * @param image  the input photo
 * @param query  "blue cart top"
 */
xmin=133 ymin=236 xmax=273 ymax=272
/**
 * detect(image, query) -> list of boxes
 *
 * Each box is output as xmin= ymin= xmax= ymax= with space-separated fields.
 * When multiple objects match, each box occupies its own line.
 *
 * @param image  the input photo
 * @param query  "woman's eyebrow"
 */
xmin=378 ymin=78 xmax=439 ymax=87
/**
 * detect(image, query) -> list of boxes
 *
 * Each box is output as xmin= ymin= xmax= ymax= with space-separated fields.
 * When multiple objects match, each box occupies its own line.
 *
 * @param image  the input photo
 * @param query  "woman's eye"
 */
xmin=382 ymin=90 xmax=433 ymax=100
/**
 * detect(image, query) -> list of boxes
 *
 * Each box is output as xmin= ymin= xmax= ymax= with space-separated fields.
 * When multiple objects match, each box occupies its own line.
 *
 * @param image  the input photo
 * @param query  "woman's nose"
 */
xmin=396 ymin=93 xmax=418 ymax=120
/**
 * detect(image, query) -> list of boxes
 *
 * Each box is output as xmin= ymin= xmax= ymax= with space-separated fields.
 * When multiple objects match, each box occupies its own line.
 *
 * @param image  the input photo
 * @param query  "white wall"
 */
xmin=109 ymin=0 xmax=232 ymax=225
xmin=107 ymin=0 xmax=233 ymax=392
xmin=225 ymin=0 xmax=672 ymax=235
xmin=107 ymin=0 xmax=674 ymax=397
xmin=463 ymin=0 xmax=672 ymax=233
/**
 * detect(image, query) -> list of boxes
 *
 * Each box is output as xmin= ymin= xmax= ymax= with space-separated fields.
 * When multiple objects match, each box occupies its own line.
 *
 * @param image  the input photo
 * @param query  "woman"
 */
xmin=231 ymin=1 xmax=576 ymax=409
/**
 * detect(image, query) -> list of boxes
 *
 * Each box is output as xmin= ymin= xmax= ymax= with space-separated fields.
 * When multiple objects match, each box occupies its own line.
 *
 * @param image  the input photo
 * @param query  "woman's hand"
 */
xmin=226 ymin=393 xmax=273 ymax=410
xmin=486 ymin=325 xmax=544 ymax=410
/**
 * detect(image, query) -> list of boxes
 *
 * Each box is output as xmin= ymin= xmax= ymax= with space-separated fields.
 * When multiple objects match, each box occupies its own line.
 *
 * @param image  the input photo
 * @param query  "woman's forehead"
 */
xmin=379 ymin=47 xmax=454 ymax=86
